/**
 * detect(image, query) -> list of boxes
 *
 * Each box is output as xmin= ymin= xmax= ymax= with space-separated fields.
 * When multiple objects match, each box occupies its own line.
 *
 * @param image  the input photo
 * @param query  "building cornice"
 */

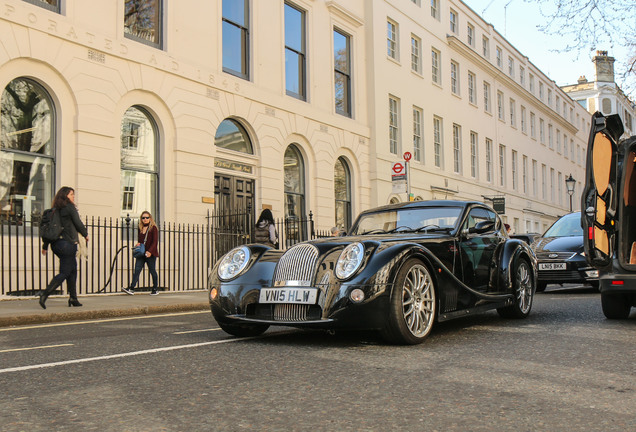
xmin=326 ymin=1 xmax=363 ymax=28
xmin=446 ymin=35 xmax=579 ymax=135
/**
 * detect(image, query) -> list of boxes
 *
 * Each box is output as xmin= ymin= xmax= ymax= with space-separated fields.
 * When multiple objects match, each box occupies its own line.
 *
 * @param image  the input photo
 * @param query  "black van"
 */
xmin=581 ymin=112 xmax=636 ymax=319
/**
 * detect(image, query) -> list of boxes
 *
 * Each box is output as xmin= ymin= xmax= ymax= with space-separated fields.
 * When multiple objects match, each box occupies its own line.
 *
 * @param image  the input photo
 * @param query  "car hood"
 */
xmin=532 ymin=236 xmax=584 ymax=253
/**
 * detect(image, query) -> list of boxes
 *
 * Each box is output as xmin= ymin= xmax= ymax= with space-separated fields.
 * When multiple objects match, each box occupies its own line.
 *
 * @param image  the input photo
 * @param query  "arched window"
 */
xmin=334 ymin=157 xmax=351 ymax=230
xmin=215 ymin=119 xmax=253 ymax=154
xmin=1 ymin=78 xmax=55 ymax=223
xmin=284 ymin=145 xmax=305 ymax=219
xmin=120 ymin=106 xmax=159 ymax=219
xmin=390 ymin=197 xmax=400 ymax=204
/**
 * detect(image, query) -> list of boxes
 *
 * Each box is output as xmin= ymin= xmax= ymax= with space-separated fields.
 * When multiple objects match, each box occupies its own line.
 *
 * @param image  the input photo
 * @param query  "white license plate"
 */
xmin=259 ymin=288 xmax=318 ymax=304
xmin=539 ymin=262 xmax=567 ymax=270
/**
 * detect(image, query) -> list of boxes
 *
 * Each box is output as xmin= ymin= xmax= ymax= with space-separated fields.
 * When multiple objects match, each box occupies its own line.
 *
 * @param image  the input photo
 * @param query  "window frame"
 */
xmin=334 ymin=28 xmax=352 ymax=118
xmin=284 ymin=2 xmax=307 ymax=101
xmin=222 ymin=0 xmax=250 ymax=80
xmin=124 ymin=0 xmax=163 ymax=49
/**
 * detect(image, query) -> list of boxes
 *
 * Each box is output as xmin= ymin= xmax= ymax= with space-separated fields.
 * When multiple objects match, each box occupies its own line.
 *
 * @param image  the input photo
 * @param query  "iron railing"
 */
xmin=1 ymin=209 xmax=333 ymax=296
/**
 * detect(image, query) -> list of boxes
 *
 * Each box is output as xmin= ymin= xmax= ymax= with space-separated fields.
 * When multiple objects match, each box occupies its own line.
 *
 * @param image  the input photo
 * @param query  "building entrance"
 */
xmin=214 ymin=174 xmax=255 ymax=212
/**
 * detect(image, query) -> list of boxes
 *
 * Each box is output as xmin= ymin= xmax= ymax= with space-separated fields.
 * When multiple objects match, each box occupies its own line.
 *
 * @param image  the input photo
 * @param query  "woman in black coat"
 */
xmin=39 ymin=186 xmax=89 ymax=309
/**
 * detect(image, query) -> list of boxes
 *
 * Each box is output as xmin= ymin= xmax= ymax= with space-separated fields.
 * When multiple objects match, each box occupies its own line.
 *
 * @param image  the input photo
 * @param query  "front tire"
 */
xmin=601 ymin=292 xmax=631 ymax=319
xmin=498 ymin=259 xmax=534 ymax=318
xmin=382 ymin=259 xmax=436 ymax=345
xmin=219 ymin=322 xmax=269 ymax=337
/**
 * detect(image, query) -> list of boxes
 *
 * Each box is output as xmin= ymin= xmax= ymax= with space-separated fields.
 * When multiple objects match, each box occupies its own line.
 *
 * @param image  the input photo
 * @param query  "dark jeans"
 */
xmin=48 ymin=240 xmax=79 ymax=298
xmin=129 ymin=256 xmax=158 ymax=290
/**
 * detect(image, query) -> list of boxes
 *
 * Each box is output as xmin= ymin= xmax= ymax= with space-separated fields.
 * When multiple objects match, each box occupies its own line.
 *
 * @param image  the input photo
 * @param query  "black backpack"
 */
xmin=40 ymin=208 xmax=63 ymax=242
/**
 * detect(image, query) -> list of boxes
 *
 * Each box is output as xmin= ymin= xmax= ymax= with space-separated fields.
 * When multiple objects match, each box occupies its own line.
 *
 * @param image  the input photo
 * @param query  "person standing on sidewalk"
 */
xmin=123 ymin=211 xmax=159 ymax=295
xmin=39 ymin=187 xmax=89 ymax=309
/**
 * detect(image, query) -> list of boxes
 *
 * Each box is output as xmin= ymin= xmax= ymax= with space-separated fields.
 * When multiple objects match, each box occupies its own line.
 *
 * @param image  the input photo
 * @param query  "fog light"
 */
xmin=210 ymin=288 xmax=218 ymax=301
xmin=586 ymin=270 xmax=599 ymax=278
xmin=350 ymin=289 xmax=365 ymax=303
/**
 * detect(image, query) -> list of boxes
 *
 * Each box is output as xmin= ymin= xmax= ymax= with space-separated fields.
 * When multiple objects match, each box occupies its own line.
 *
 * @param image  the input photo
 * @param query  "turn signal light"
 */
xmin=210 ymin=288 xmax=218 ymax=300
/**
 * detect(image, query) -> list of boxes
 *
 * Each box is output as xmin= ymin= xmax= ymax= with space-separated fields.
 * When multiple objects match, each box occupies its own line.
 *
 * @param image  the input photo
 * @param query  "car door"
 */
xmin=581 ymin=112 xmax=623 ymax=269
xmin=459 ymin=207 xmax=500 ymax=291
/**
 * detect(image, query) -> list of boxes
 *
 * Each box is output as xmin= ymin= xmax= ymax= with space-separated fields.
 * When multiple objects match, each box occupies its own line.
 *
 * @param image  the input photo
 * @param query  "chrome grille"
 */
xmin=274 ymin=244 xmax=319 ymax=286
xmin=536 ymin=252 xmax=576 ymax=260
xmin=274 ymin=304 xmax=310 ymax=321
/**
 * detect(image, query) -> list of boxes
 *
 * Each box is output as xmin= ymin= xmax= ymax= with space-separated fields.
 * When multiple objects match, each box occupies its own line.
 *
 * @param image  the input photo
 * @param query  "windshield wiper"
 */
xmin=387 ymin=226 xmax=414 ymax=233
xmin=360 ymin=228 xmax=387 ymax=235
xmin=415 ymin=225 xmax=453 ymax=233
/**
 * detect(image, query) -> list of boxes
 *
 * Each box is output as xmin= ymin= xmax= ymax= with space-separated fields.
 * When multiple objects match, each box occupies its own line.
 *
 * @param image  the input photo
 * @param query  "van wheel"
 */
xmin=601 ymin=293 xmax=631 ymax=319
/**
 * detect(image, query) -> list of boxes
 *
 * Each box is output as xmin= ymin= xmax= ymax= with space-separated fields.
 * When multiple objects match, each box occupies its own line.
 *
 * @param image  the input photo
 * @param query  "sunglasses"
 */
xmin=141 ymin=216 xmax=150 ymax=220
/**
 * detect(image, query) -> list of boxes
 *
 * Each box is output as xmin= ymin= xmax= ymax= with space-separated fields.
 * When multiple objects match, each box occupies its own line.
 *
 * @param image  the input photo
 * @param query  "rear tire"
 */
xmin=498 ymin=259 xmax=534 ymax=318
xmin=219 ymin=322 xmax=269 ymax=337
xmin=382 ymin=259 xmax=436 ymax=345
xmin=601 ymin=293 xmax=631 ymax=319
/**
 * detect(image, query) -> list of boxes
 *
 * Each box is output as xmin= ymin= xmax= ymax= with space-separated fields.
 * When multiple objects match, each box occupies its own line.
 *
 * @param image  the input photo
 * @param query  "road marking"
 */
xmin=0 ymin=337 xmax=258 ymax=374
xmin=0 ymin=311 xmax=209 ymax=332
xmin=173 ymin=328 xmax=222 ymax=334
xmin=0 ymin=343 xmax=74 ymax=354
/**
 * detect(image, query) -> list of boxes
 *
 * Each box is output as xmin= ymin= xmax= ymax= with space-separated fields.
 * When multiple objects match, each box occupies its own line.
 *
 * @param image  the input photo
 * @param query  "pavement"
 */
xmin=0 ymin=290 xmax=211 ymax=327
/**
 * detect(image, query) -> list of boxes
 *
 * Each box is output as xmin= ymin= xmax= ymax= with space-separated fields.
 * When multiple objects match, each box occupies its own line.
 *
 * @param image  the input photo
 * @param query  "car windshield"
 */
xmin=543 ymin=213 xmax=583 ymax=237
xmin=350 ymin=206 xmax=462 ymax=235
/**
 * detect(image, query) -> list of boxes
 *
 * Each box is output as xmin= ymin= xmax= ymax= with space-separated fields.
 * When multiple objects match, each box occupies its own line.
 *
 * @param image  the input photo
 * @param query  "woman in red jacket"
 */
xmin=123 ymin=211 xmax=160 ymax=295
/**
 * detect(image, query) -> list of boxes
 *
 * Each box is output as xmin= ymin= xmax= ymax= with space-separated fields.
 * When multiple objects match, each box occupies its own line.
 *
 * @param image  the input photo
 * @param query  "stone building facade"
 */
xmin=0 ymin=0 xmax=591 ymax=235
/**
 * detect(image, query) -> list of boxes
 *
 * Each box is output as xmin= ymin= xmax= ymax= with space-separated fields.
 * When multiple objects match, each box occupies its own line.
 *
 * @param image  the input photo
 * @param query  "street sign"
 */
xmin=403 ymin=152 xmax=412 ymax=161
xmin=392 ymin=162 xmax=404 ymax=175
xmin=492 ymin=197 xmax=505 ymax=213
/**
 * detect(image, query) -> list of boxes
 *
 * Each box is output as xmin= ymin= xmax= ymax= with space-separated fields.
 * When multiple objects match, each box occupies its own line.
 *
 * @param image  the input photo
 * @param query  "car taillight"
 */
xmin=588 ymin=227 xmax=594 ymax=240
xmin=611 ymin=280 xmax=624 ymax=286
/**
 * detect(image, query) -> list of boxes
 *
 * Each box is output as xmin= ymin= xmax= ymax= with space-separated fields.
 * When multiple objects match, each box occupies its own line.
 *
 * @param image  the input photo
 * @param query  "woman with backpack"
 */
xmin=39 ymin=186 xmax=89 ymax=309
xmin=122 ymin=211 xmax=160 ymax=295
xmin=254 ymin=209 xmax=278 ymax=248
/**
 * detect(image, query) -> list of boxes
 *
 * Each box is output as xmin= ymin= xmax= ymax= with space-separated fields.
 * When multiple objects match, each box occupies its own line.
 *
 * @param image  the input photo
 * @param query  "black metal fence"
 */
xmin=1 ymin=209 xmax=332 ymax=296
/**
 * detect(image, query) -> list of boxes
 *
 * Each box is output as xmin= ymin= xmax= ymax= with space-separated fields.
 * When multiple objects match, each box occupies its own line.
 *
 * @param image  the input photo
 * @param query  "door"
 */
xmin=581 ymin=112 xmax=623 ymax=268
xmin=459 ymin=206 xmax=501 ymax=291
xmin=213 ymin=174 xmax=255 ymax=261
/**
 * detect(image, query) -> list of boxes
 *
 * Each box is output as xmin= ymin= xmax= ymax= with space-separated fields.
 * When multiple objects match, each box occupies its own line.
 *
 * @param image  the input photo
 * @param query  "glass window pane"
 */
xmin=284 ymin=4 xmax=303 ymax=52
xmin=0 ymin=152 xmax=53 ymax=222
xmin=124 ymin=0 xmax=161 ymax=46
xmin=120 ymin=170 xmax=157 ymax=215
xmin=284 ymin=146 xmax=304 ymax=195
xmin=215 ymin=119 xmax=253 ymax=154
xmin=121 ymin=107 xmax=157 ymax=171
xmin=222 ymin=0 xmax=246 ymax=26
xmin=1 ymin=79 xmax=54 ymax=156
xmin=285 ymin=50 xmax=301 ymax=95
xmin=222 ymin=21 xmax=244 ymax=74
xmin=1 ymin=78 xmax=55 ymax=222
xmin=334 ymin=32 xmax=349 ymax=74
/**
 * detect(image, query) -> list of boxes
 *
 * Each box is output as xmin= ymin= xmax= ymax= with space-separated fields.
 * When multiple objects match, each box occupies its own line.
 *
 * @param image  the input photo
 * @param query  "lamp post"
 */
xmin=565 ymin=174 xmax=576 ymax=212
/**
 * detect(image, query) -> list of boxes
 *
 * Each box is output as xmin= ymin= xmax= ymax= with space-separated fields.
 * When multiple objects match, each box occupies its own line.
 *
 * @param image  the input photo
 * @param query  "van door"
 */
xmin=581 ymin=112 xmax=623 ymax=268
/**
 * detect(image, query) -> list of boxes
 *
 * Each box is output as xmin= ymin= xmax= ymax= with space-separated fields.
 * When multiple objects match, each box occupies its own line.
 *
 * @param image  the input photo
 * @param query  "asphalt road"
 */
xmin=1 ymin=286 xmax=634 ymax=432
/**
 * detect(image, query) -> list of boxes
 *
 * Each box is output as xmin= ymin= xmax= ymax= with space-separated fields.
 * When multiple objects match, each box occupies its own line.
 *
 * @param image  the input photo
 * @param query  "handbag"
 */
xmin=132 ymin=243 xmax=145 ymax=258
xmin=132 ymin=228 xmax=149 ymax=258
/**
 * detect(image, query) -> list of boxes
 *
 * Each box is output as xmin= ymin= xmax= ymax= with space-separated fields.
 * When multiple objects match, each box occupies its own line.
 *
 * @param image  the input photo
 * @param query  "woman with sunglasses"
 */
xmin=123 ymin=211 xmax=159 ymax=295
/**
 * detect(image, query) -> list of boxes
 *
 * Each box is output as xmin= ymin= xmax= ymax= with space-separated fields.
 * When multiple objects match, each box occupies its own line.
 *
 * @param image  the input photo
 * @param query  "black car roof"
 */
xmin=358 ymin=200 xmax=488 ymax=215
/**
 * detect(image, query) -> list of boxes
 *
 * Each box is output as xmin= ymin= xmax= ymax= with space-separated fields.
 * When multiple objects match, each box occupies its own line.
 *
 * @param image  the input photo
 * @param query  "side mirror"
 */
xmin=469 ymin=220 xmax=496 ymax=234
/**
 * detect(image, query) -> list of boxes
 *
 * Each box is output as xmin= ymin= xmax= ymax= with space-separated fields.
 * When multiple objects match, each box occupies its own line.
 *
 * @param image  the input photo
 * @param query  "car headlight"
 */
xmin=217 ymin=246 xmax=251 ymax=281
xmin=335 ymin=243 xmax=365 ymax=280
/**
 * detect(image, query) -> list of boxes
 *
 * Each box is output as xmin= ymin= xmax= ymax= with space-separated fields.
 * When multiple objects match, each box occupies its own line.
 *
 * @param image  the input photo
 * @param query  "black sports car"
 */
xmin=208 ymin=200 xmax=537 ymax=344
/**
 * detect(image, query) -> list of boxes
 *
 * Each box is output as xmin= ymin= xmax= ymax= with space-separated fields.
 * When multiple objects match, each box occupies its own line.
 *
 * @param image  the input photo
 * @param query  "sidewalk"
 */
xmin=0 ymin=290 xmax=210 ymax=327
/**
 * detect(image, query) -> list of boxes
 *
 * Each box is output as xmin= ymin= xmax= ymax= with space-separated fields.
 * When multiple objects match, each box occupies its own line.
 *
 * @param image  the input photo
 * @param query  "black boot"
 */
xmin=38 ymin=281 xmax=59 ymax=309
xmin=68 ymin=298 xmax=83 ymax=307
